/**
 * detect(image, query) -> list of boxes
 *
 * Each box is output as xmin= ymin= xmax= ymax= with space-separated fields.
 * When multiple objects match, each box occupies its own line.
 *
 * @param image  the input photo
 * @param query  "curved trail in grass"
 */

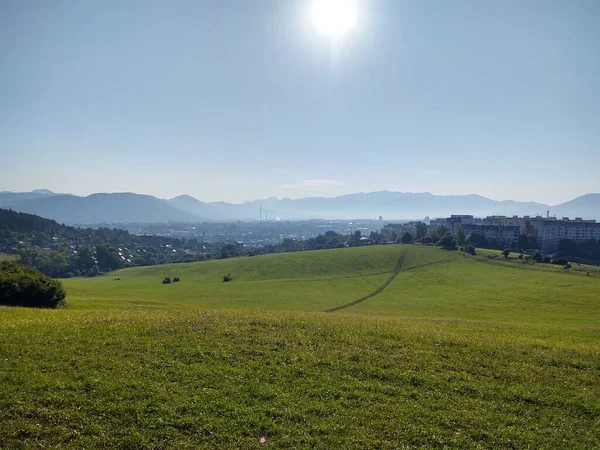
xmin=325 ymin=249 xmax=408 ymax=313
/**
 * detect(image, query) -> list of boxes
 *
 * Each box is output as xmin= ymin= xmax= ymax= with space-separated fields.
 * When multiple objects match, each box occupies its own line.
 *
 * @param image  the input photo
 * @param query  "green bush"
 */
xmin=0 ymin=261 xmax=66 ymax=308
xmin=173 ymin=277 xmax=180 ymax=282
xmin=437 ymin=235 xmax=457 ymax=250
xmin=162 ymin=277 xmax=171 ymax=284
xmin=400 ymin=232 xmax=413 ymax=244
xmin=464 ymin=245 xmax=476 ymax=255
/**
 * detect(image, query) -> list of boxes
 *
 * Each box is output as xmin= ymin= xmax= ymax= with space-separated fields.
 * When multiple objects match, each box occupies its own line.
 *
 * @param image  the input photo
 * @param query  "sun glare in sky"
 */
xmin=311 ymin=0 xmax=358 ymax=38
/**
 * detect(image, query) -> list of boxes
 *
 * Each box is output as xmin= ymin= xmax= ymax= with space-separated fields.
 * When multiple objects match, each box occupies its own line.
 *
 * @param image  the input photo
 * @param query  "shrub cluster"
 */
xmin=464 ymin=245 xmax=476 ymax=255
xmin=162 ymin=276 xmax=181 ymax=284
xmin=0 ymin=261 xmax=66 ymax=308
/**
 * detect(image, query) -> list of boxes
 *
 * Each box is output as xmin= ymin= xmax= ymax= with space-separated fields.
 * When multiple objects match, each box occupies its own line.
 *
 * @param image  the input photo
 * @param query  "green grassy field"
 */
xmin=1 ymin=245 xmax=599 ymax=448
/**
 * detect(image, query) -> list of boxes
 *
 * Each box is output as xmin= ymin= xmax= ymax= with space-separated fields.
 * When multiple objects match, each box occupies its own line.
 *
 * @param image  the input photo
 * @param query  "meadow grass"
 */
xmin=1 ymin=245 xmax=599 ymax=448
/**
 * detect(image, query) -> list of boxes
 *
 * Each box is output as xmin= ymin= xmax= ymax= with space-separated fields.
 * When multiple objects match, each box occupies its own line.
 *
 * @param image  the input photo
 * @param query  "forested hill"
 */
xmin=0 ymin=208 xmax=220 ymax=278
xmin=0 ymin=208 xmax=64 ymax=234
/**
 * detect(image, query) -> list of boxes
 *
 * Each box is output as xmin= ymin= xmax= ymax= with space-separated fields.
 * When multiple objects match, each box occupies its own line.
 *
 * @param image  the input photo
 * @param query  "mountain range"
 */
xmin=0 ymin=190 xmax=598 ymax=225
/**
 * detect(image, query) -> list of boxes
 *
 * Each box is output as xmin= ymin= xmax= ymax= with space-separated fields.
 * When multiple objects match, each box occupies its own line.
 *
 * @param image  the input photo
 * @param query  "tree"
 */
xmin=76 ymin=248 xmax=96 ymax=273
xmin=528 ymin=236 xmax=539 ymax=250
xmin=457 ymin=225 xmax=466 ymax=246
xmin=96 ymin=245 xmax=123 ymax=271
xmin=0 ymin=261 xmax=66 ymax=308
xmin=464 ymin=245 xmax=476 ymax=255
xmin=415 ymin=222 xmax=428 ymax=240
xmin=502 ymin=248 xmax=510 ymax=258
xmin=400 ymin=232 xmax=413 ymax=244
xmin=428 ymin=229 xmax=440 ymax=243
xmin=420 ymin=236 xmax=433 ymax=244
xmin=354 ymin=230 xmax=362 ymax=242
xmin=437 ymin=235 xmax=457 ymax=249
xmin=466 ymin=232 xmax=487 ymax=247
xmin=437 ymin=226 xmax=449 ymax=237
xmin=90 ymin=265 xmax=100 ymax=276
xmin=518 ymin=234 xmax=529 ymax=250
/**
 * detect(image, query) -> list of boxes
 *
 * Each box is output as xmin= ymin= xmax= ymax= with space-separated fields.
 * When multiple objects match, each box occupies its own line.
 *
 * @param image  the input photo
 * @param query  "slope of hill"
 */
xmin=63 ymin=245 xmax=600 ymax=326
xmin=0 ymin=190 xmax=56 ymax=207
xmin=3 ymin=245 xmax=599 ymax=448
xmin=551 ymin=193 xmax=600 ymax=219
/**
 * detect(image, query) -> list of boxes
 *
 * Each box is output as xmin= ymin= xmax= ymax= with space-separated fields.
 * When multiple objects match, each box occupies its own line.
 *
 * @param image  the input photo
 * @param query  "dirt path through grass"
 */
xmin=325 ymin=248 xmax=408 ymax=312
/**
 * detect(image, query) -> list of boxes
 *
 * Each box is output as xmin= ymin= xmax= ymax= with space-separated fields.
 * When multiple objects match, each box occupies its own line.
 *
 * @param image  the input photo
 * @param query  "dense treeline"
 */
xmin=0 ymin=261 xmax=66 ymax=308
xmin=558 ymin=239 xmax=600 ymax=262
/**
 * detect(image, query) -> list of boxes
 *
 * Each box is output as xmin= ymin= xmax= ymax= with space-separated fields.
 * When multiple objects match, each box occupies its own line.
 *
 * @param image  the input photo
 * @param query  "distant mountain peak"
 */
xmin=170 ymin=194 xmax=201 ymax=202
xmin=31 ymin=189 xmax=54 ymax=195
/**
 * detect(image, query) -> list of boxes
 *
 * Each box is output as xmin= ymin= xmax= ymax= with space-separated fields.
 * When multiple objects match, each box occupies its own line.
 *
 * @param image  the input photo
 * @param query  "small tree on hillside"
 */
xmin=457 ymin=225 xmax=466 ymax=246
xmin=400 ymin=232 xmax=413 ymax=244
xmin=415 ymin=222 xmax=428 ymax=240
xmin=502 ymin=248 xmax=510 ymax=258
xmin=464 ymin=245 xmax=476 ymax=255
xmin=438 ymin=235 xmax=457 ymax=250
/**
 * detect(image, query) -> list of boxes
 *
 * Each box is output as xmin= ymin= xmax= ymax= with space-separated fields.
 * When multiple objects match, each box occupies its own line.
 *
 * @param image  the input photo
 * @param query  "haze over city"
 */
xmin=2 ymin=0 xmax=599 ymax=204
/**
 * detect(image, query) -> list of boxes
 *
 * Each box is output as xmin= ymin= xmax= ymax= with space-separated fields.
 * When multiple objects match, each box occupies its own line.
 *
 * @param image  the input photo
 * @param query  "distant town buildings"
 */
xmin=383 ymin=214 xmax=600 ymax=253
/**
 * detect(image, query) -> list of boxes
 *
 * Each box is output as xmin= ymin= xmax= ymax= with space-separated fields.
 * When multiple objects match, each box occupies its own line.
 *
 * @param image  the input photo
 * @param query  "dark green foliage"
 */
xmin=457 ymin=225 xmax=466 ymax=246
xmin=90 ymin=265 xmax=100 ymax=276
xmin=162 ymin=277 xmax=171 ymax=284
xmin=173 ymin=277 xmax=180 ymax=282
xmin=420 ymin=236 xmax=433 ymax=245
xmin=533 ymin=251 xmax=542 ymax=262
xmin=502 ymin=248 xmax=510 ymax=258
xmin=415 ymin=222 xmax=428 ymax=240
xmin=436 ymin=226 xmax=449 ymax=237
xmin=0 ymin=261 xmax=66 ymax=308
xmin=95 ymin=245 xmax=124 ymax=271
xmin=466 ymin=232 xmax=487 ymax=247
xmin=465 ymin=245 xmax=476 ymax=255
xmin=437 ymin=235 xmax=457 ymax=250
xmin=223 ymin=273 xmax=232 ymax=283
xmin=543 ymin=255 xmax=552 ymax=264
xmin=518 ymin=254 xmax=524 ymax=259
xmin=559 ymin=239 xmax=600 ymax=262
xmin=400 ymin=232 xmax=413 ymax=244
xmin=518 ymin=234 xmax=529 ymax=250
xmin=428 ymin=229 xmax=440 ymax=243
xmin=552 ymin=258 xmax=569 ymax=266
xmin=528 ymin=236 xmax=539 ymax=250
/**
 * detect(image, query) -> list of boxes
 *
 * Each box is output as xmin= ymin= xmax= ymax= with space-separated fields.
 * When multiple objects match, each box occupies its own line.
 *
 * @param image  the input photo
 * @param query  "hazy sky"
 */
xmin=1 ymin=0 xmax=599 ymax=205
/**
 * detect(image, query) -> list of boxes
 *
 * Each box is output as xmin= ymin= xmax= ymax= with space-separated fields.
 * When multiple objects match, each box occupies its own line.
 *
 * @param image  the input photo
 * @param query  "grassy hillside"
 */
xmin=2 ymin=245 xmax=600 ymax=448
xmin=62 ymin=245 xmax=600 ymax=329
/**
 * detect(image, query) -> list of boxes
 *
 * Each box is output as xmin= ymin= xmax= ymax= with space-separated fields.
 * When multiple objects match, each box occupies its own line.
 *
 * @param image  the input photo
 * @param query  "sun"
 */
xmin=311 ymin=0 xmax=358 ymax=38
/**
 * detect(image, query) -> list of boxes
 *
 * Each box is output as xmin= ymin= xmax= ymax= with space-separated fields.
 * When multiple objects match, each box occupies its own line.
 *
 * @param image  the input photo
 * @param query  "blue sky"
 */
xmin=1 ymin=0 xmax=599 ymax=204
